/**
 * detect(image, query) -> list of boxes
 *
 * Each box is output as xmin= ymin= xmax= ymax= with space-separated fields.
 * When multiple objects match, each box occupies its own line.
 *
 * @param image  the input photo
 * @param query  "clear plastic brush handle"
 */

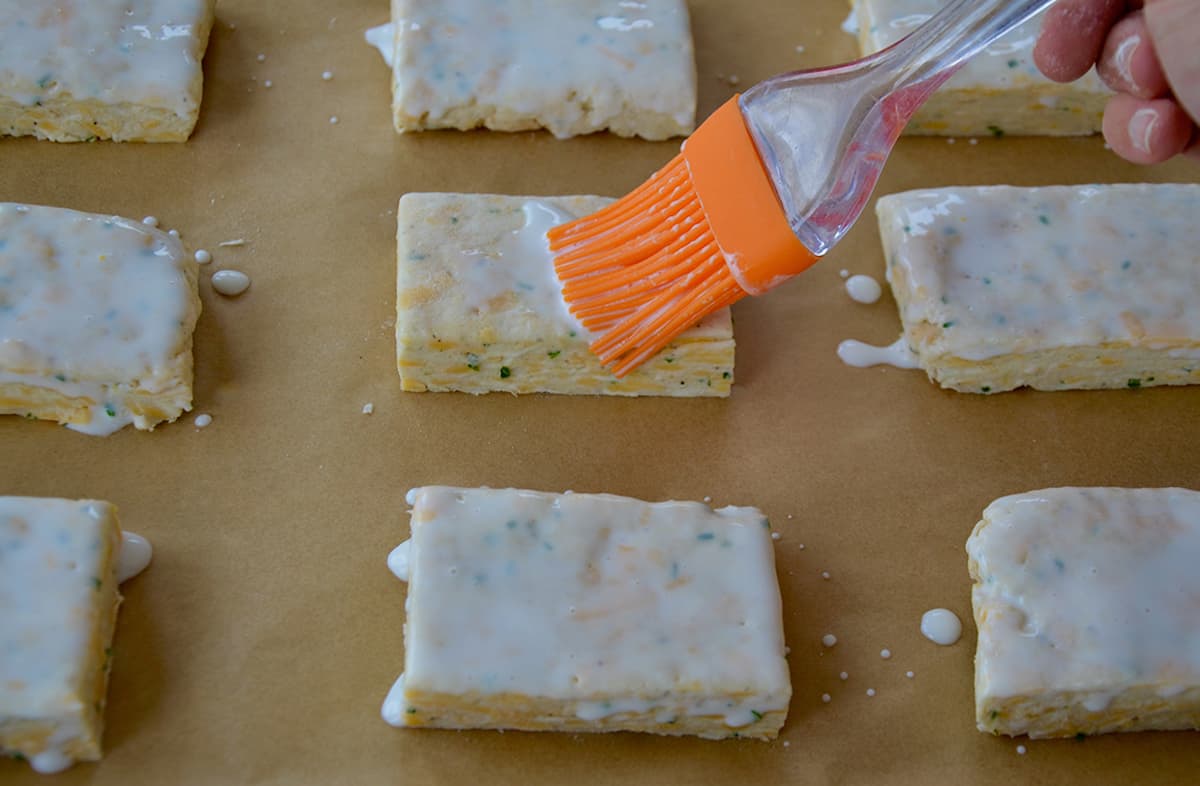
xmin=741 ymin=0 xmax=1060 ymax=257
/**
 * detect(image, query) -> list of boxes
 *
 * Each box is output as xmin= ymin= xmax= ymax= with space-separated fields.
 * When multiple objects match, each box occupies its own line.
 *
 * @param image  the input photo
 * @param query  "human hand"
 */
xmin=1034 ymin=0 xmax=1199 ymax=164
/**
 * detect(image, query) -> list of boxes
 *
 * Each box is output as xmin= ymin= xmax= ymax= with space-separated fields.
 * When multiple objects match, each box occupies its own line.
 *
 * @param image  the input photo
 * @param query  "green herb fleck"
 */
xmin=85 ymin=135 xmax=98 ymax=143
xmin=903 ymin=225 xmax=912 ymax=234
xmin=91 ymin=577 xmax=102 ymax=590
xmin=981 ymin=386 xmax=991 ymax=393
xmin=697 ymin=532 xmax=715 ymax=541
xmin=506 ymin=519 xmax=517 ymax=530
xmin=940 ymin=295 xmax=949 ymax=304
xmin=751 ymin=710 xmax=763 ymax=721
xmin=1127 ymin=378 xmax=1141 ymax=389
xmin=666 ymin=716 xmax=678 ymax=724
xmin=24 ymin=412 xmax=35 ymax=420
xmin=547 ymin=350 xmax=561 ymax=359
xmin=761 ymin=518 xmax=771 ymax=529
xmin=568 ymin=330 xmax=577 ymax=338
xmin=499 ymin=366 xmax=511 ymax=379
xmin=664 ymin=356 xmax=674 ymax=364
xmin=722 ymin=371 xmax=731 ymax=379
xmin=54 ymin=373 xmax=66 ymax=382
xmin=407 ymin=707 xmax=418 ymax=714
xmin=104 ymin=406 xmax=116 ymax=417
xmin=466 ymin=353 xmax=480 ymax=371
xmin=982 ymin=277 xmax=992 ymax=285
xmin=942 ymin=321 xmax=956 ymax=328
xmin=450 ymin=216 xmax=459 ymax=224
xmin=1054 ymin=558 xmax=1065 ymax=572
xmin=9 ymin=752 xmax=27 ymax=762
xmin=1006 ymin=59 xmax=1018 ymax=68
xmin=987 ymin=125 xmax=1005 ymax=138
xmin=990 ymin=710 xmax=998 ymax=720
xmin=1121 ymin=260 xmax=1132 ymax=270
xmin=1038 ymin=215 xmax=1050 ymax=226
xmin=1075 ymin=732 xmax=1087 ymax=742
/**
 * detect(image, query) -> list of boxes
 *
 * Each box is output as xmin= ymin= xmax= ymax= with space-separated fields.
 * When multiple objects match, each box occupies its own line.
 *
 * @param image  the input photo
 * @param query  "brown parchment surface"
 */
xmin=2 ymin=1 xmax=1199 ymax=784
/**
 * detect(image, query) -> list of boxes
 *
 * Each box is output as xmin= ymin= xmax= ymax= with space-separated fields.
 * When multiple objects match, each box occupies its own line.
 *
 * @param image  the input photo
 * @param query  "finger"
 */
xmin=1144 ymin=0 xmax=1200 ymax=125
xmin=1035 ymin=0 xmax=1127 ymax=82
xmin=1098 ymin=11 xmax=1170 ymax=98
xmin=1102 ymin=94 xmax=1196 ymax=164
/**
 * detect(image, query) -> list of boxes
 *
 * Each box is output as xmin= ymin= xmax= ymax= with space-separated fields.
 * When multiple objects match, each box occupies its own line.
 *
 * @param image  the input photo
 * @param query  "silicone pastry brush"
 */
xmin=549 ymin=0 xmax=1059 ymax=376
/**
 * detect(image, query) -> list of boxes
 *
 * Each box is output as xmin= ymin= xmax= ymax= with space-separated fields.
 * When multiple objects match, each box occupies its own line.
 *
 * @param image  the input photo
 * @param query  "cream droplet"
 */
xmin=116 ymin=532 xmax=153 ymax=582
xmin=142 ymin=216 xmax=159 ymax=227
xmin=822 ymin=634 xmax=838 ymax=647
xmin=194 ymin=413 xmax=212 ymax=428
xmin=845 ymin=274 xmax=882 ymax=304
xmin=322 ymin=70 xmax=333 ymax=80
xmin=920 ymin=608 xmax=964 ymax=646
xmin=212 ymin=270 xmax=251 ymax=296
xmin=362 ymin=403 xmax=375 ymax=415
xmin=194 ymin=249 xmax=212 ymax=264
xmin=821 ymin=693 xmax=831 ymax=703
xmin=839 ymin=671 xmax=849 ymax=681
xmin=866 ymin=688 xmax=876 ymax=697
xmin=880 ymin=648 xmax=892 ymax=659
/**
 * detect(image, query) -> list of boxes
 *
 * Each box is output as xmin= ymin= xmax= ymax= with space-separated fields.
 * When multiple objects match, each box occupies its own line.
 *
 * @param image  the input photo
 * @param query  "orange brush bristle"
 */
xmin=548 ymin=96 xmax=820 ymax=378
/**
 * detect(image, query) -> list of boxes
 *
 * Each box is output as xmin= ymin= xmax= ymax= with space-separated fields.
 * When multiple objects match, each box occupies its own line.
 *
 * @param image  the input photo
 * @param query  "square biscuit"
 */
xmin=396 ymin=193 xmax=735 ymax=397
xmin=0 ymin=0 xmax=217 ymax=142
xmin=851 ymin=0 xmax=1109 ymax=136
xmin=383 ymin=486 xmax=792 ymax=739
xmin=0 ymin=203 xmax=203 ymax=434
xmin=968 ymin=487 xmax=1200 ymax=739
xmin=877 ymin=184 xmax=1200 ymax=393
xmin=390 ymin=0 xmax=696 ymax=139
xmin=0 ymin=498 xmax=123 ymax=772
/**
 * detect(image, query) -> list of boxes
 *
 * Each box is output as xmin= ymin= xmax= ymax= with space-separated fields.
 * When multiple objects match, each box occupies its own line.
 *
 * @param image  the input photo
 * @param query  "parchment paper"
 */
xmin=2 ymin=1 xmax=1199 ymax=784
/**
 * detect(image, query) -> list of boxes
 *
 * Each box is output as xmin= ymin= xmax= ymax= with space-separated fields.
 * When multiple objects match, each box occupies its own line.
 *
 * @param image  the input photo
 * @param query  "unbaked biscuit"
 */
xmin=383 ymin=486 xmax=791 ymax=739
xmin=0 ymin=498 xmax=124 ymax=773
xmin=877 ymin=184 xmax=1200 ymax=393
xmin=0 ymin=204 xmax=202 ymax=433
xmin=0 ymin=0 xmax=216 ymax=142
xmin=389 ymin=0 xmax=696 ymax=140
xmin=968 ymin=487 xmax=1200 ymax=739
xmin=396 ymin=193 xmax=734 ymax=397
xmin=850 ymin=0 xmax=1108 ymax=136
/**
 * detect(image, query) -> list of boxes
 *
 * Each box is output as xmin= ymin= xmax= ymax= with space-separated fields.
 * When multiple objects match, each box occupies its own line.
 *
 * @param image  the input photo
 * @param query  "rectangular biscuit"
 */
xmin=0 ymin=0 xmax=216 ymax=142
xmin=877 ymin=183 xmax=1200 ymax=393
xmin=396 ymin=193 xmax=735 ymax=397
xmin=0 ymin=498 xmax=123 ymax=772
xmin=0 ymin=203 xmax=203 ymax=434
xmin=850 ymin=0 xmax=1109 ymax=136
xmin=383 ymin=486 xmax=792 ymax=739
xmin=968 ymin=487 xmax=1200 ymax=739
xmin=389 ymin=0 xmax=696 ymax=140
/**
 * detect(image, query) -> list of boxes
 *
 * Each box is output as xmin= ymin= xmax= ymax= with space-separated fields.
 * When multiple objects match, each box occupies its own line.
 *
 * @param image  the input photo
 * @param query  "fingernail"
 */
xmin=1128 ymin=107 xmax=1158 ymax=153
xmin=1113 ymin=35 xmax=1140 ymax=89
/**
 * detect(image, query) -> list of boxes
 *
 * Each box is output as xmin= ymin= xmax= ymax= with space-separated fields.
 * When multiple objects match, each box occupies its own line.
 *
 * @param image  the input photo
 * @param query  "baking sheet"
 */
xmin=2 ymin=1 xmax=1199 ymax=784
